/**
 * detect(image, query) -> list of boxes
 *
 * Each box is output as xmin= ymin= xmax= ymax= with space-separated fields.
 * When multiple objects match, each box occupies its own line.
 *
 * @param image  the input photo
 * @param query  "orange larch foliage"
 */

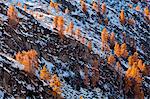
xmin=132 ymin=52 xmax=139 ymax=62
xmin=24 ymin=5 xmax=27 ymax=12
xmin=107 ymin=55 xmax=116 ymax=65
xmin=53 ymin=16 xmax=58 ymax=28
xmin=57 ymin=16 xmax=64 ymax=30
xmin=21 ymin=54 xmax=31 ymax=72
xmin=75 ymin=28 xmax=81 ymax=39
xmin=137 ymin=59 xmax=145 ymax=72
xmin=40 ymin=65 xmax=51 ymax=81
xmin=110 ymin=32 xmax=115 ymax=46
xmin=57 ymin=16 xmax=65 ymax=38
xmin=54 ymin=3 xmax=59 ymax=12
xmin=92 ymin=1 xmax=98 ymax=12
xmin=15 ymin=50 xmax=38 ymax=73
xmin=114 ymin=42 xmax=121 ymax=57
xmin=104 ymin=17 xmax=109 ymax=25
xmin=101 ymin=28 xmax=109 ymax=43
xmin=128 ymin=4 xmax=133 ymax=9
xmin=17 ymin=2 xmax=22 ymax=7
xmin=68 ymin=22 xmax=74 ymax=33
xmin=65 ymin=25 xmax=69 ymax=33
xmin=49 ymin=74 xmax=62 ymax=95
xmin=128 ymin=56 xmax=134 ymax=66
xmin=144 ymin=6 xmax=149 ymax=16
xmin=101 ymin=2 xmax=106 ymax=14
xmin=50 ymin=1 xmax=54 ymax=8
xmin=80 ymin=96 xmax=83 ymax=99
xmin=87 ymin=40 xmax=92 ymax=51
xmin=81 ymin=1 xmax=87 ymax=13
xmin=119 ymin=10 xmax=125 ymax=24
xmin=80 ymin=0 xmax=85 ymax=3
xmin=28 ymin=49 xmax=38 ymax=69
xmin=135 ymin=5 xmax=140 ymax=11
xmin=120 ymin=43 xmax=128 ymax=58
xmin=7 ymin=5 xmax=18 ymax=27
xmin=125 ymin=63 xmax=144 ymax=99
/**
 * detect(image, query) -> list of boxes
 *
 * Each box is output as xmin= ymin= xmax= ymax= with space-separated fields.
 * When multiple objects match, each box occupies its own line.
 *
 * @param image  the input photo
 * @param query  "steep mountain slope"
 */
xmin=0 ymin=53 xmax=62 ymax=99
xmin=0 ymin=0 xmax=150 ymax=98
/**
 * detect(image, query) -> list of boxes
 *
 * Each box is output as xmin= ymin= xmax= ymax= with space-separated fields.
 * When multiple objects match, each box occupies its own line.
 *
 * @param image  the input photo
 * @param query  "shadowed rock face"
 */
xmin=0 ymin=1 xmax=150 ymax=98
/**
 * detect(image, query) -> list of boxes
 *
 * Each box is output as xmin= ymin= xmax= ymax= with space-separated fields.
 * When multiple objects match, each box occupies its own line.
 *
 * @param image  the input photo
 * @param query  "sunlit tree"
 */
xmin=49 ymin=74 xmax=62 ymax=95
xmin=81 ymin=1 xmax=87 ymax=13
xmin=119 ymin=10 xmax=125 ymax=24
xmin=7 ymin=5 xmax=18 ymax=27
xmin=144 ymin=6 xmax=149 ymax=16
xmin=92 ymin=1 xmax=98 ymax=12
xmin=107 ymin=55 xmax=116 ymax=65
xmin=114 ymin=42 xmax=121 ymax=57
xmin=40 ymin=65 xmax=51 ymax=81
xmin=101 ymin=2 xmax=106 ymax=14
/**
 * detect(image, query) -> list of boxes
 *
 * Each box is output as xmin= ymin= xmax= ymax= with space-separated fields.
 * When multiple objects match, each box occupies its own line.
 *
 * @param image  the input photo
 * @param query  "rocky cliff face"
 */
xmin=0 ymin=0 xmax=150 ymax=98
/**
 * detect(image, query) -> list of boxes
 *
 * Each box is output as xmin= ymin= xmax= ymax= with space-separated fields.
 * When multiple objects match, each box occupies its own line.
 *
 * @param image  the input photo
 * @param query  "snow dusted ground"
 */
xmin=0 ymin=0 xmax=149 ymax=98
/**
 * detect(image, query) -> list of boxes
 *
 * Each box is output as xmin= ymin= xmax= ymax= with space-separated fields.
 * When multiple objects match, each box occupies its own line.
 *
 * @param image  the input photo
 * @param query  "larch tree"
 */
xmin=137 ymin=59 xmax=145 ymax=72
xmin=49 ymin=74 xmax=62 ymax=95
xmin=7 ymin=5 xmax=18 ymax=28
xmin=40 ymin=65 xmax=51 ymax=81
xmin=50 ymin=0 xmax=54 ymax=8
xmin=104 ymin=17 xmax=109 ymax=25
xmin=15 ymin=50 xmax=38 ymax=73
xmin=21 ymin=54 xmax=31 ymax=73
xmin=81 ymin=1 xmax=87 ymax=13
xmin=27 ymin=49 xmax=38 ymax=69
xmin=101 ymin=2 xmax=106 ymax=14
xmin=107 ymin=55 xmax=116 ymax=65
xmin=135 ymin=5 xmax=140 ymax=11
xmin=128 ymin=4 xmax=133 ymax=9
xmin=17 ymin=2 xmax=22 ymax=7
xmin=75 ymin=28 xmax=81 ymax=39
xmin=92 ymin=1 xmax=98 ymax=12
xmin=57 ymin=16 xmax=64 ymax=38
xmin=125 ymin=63 xmax=144 ymax=99
xmin=114 ymin=42 xmax=121 ymax=57
xmin=128 ymin=56 xmax=134 ymax=66
xmin=120 ymin=43 xmax=128 ymax=58
xmin=119 ymin=10 xmax=125 ymax=24
xmin=87 ymin=40 xmax=92 ymax=51
xmin=101 ymin=28 xmax=109 ymax=43
xmin=68 ymin=21 xmax=74 ymax=33
xmin=53 ymin=16 xmax=58 ymax=28
xmin=144 ymin=6 xmax=149 ymax=16
xmin=132 ymin=52 xmax=139 ymax=62
xmin=57 ymin=16 xmax=64 ymax=30
xmin=24 ymin=4 xmax=27 ymax=12
xmin=54 ymin=3 xmax=59 ymax=12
